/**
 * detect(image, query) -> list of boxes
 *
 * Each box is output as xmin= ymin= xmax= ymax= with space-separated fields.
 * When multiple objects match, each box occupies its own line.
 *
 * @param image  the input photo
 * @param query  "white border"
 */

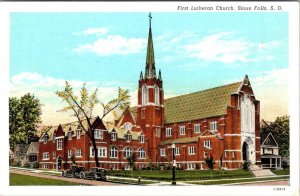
xmin=0 ymin=2 xmax=299 ymax=196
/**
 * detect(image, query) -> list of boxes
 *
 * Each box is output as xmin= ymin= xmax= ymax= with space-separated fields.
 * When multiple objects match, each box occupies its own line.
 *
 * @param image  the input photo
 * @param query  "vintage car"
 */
xmin=64 ymin=165 xmax=85 ymax=178
xmin=81 ymin=167 xmax=107 ymax=181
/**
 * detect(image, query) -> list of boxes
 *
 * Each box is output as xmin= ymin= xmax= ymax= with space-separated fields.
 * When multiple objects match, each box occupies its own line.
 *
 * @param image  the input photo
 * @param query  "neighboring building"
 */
xmin=25 ymin=142 xmax=39 ymax=167
xmin=38 ymin=14 xmax=261 ymax=170
xmin=260 ymin=132 xmax=282 ymax=169
xmin=13 ymin=144 xmax=30 ymax=166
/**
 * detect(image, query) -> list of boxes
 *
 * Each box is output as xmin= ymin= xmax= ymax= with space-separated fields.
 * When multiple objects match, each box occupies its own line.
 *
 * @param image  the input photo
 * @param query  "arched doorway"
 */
xmin=57 ymin=156 xmax=62 ymax=170
xmin=242 ymin=142 xmax=249 ymax=161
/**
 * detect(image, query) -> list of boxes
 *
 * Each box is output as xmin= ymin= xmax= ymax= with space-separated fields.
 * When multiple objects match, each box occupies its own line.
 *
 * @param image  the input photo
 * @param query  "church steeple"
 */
xmin=145 ymin=13 xmax=156 ymax=79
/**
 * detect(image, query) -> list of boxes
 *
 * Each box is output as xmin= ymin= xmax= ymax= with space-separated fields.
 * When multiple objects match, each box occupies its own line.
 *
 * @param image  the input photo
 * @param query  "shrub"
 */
xmin=282 ymin=160 xmax=289 ymax=169
xmin=24 ymin=163 xmax=31 ymax=168
xmin=205 ymin=156 xmax=215 ymax=170
xmin=33 ymin=162 xmax=39 ymax=168
xmin=243 ymin=161 xmax=250 ymax=171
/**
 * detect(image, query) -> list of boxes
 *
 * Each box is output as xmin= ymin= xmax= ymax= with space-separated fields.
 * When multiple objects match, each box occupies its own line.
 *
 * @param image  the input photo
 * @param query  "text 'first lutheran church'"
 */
xmin=39 ymin=14 xmax=261 ymax=170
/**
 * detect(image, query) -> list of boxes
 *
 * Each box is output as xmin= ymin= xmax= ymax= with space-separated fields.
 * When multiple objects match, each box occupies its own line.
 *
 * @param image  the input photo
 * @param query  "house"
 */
xmin=260 ymin=132 xmax=282 ymax=169
xmin=25 ymin=142 xmax=39 ymax=167
xmin=38 ymin=14 xmax=261 ymax=170
xmin=13 ymin=144 xmax=30 ymax=166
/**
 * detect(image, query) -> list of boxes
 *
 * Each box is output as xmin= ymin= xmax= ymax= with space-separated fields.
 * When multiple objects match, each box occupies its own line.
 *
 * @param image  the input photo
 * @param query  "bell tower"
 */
xmin=137 ymin=13 xmax=164 ymax=163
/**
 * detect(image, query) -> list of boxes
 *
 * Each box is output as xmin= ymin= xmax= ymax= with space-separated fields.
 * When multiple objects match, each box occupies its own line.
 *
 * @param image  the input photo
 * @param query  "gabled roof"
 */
xmin=27 ymin=142 xmax=39 ymax=154
xmin=261 ymin=132 xmax=278 ymax=147
xmin=164 ymin=82 xmax=242 ymax=124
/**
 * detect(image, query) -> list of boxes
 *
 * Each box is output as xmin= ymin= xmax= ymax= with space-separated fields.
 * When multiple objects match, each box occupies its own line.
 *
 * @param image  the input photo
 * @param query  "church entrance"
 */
xmin=242 ymin=142 xmax=249 ymax=161
xmin=57 ymin=156 xmax=62 ymax=170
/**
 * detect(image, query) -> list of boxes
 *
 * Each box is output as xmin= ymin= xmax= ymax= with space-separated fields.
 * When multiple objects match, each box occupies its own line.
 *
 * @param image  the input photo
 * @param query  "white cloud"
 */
xmin=82 ymin=27 xmax=108 ymax=36
xmin=74 ymin=35 xmax=146 ymax=56
xmin=185 ymin=32 xmax=251 ymax=64
xmin=184 ymin=32 xmax=281 ymax=64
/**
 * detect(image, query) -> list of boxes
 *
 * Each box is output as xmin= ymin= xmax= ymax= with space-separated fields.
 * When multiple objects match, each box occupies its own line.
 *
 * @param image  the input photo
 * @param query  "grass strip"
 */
xmin=107 ymin=169 xmax=254 ymax=181
xmin=271 ymin=168 xmax=290 ymax=175
xmin=10 ymin=173 xmax=84 ymax=186
xmin=108 ymin=178 xmax=157 ymax=185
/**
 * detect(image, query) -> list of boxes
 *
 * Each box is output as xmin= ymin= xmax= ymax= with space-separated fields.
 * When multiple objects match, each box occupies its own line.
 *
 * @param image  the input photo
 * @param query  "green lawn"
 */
xmin=108 ymin=178 xmax=157 ymax=185
xmin=107 ymin=169 xmax=254 ymax=181
xmin=10 ymin=173 xmax=83 ymax=186
xmin=189 ymin=176 xmax=290 ymax=185
xmin=271 ymin=168 xmax=290 ymax=175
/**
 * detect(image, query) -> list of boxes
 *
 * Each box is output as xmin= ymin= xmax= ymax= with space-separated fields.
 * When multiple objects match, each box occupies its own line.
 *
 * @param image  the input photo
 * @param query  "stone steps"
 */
xmin=250 ymin=165 xmax=276 ymax=177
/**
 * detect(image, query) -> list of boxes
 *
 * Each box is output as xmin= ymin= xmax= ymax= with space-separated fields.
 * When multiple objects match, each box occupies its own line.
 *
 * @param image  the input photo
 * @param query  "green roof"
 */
xmin=164 ymin=82 xmax=241 ymax=124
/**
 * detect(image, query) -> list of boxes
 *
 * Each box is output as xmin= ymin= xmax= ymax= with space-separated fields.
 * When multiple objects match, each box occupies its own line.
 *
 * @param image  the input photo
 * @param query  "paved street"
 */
xmin=10 ymin=168 xmax=121 ymax=186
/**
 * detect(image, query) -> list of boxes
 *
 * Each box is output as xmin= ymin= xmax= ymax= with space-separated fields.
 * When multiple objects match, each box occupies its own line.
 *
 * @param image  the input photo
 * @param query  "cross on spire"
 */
xmin=149 ymin=12 xmax=152 ymax=28
xmin=145 ymin=12 xmax=156 ymax=78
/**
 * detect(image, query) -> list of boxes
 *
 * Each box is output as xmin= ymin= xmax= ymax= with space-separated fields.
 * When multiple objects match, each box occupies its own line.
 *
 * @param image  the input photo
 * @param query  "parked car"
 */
xmin=64 ymin=165 xmax=85 ymax=178
xmin=82 ymin=167 xmax=107 ymax=181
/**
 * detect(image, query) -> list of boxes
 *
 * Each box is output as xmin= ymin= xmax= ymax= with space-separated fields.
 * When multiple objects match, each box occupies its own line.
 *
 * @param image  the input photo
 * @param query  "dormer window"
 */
xmin=139 ymin=135 xmax=144 ymax=143
xmin=125 ymin=133 xmax=132 ymax=142
xmin=76 ymin=130 xmax=81 ymax=139
xmin=111 ymin=132 xmax=117 ymax=141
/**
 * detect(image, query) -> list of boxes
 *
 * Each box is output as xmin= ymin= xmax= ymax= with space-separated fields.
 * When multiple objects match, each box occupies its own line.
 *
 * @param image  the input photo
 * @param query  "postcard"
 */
xmin=0 ymin=1 xmax=299 ymax=196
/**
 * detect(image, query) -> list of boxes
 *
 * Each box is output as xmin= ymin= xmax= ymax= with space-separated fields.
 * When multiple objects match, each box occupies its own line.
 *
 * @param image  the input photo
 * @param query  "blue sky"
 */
xmin=10 ymin=12 xmax=289 ymax=125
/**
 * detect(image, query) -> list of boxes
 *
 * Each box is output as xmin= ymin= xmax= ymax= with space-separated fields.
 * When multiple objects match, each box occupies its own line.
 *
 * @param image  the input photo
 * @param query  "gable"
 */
xmin=117 ymin=108 xmax=136 ymax=127
xmin=164 ymin=82 xmax=241 ymax=124
xmin=262 ymin=133 xmax=278 ymax=147
xmin=92 ymin=117 xmax=107 ymax=130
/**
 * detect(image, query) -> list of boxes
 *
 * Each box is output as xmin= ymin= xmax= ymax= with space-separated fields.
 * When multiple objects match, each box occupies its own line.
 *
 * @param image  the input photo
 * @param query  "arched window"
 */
xmin=154 ymin=85 xmax=160 ymax=105
xmin=142 ymin=85 xmax=148 ymax=105
xmin=123 ymin=122 xmax=132 ymax=131
xmin=110 ymin=146 xmax=118 ymax=158
xmin=123 ymin=147 xmax=133 ymax=158
xmin=241 ymin=94 xmax=255 ymax=133
xmin=138 ymin=148 xmax=146 ymax=159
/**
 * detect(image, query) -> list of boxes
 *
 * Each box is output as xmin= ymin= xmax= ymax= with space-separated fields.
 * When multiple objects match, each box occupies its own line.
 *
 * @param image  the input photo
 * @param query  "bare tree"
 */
xmin=56 ymin=81 xmax=130 ymax=167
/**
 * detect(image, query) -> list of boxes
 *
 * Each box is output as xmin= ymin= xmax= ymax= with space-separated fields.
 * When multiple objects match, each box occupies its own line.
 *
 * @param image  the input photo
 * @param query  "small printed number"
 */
xmin=273 ymin=187 xmax=285 ymax=191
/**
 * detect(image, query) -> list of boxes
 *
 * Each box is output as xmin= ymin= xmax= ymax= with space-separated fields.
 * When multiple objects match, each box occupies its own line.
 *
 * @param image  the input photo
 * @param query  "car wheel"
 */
xmin=80 ymin=171 xmax=85 ymax=179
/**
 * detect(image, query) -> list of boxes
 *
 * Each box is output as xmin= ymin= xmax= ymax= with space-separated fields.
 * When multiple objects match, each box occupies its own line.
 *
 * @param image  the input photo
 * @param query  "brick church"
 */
xmin=38 ymin=14 xmax=261 ymax=170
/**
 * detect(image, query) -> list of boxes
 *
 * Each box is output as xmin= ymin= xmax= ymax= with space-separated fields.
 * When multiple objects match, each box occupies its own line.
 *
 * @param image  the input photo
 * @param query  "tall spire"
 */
xmin=145 ymin=13 xmax=156 ymax=79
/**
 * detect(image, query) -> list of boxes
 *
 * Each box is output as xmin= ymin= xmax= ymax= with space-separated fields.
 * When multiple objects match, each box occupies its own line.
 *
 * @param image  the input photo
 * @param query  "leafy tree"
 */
xmin=127 ymin=153 xmax=136 ymax=170
xmin=56 ymin=81 xmax=130 ymax=167
xmin=261 ymin=116 xmax=289 ymax=157
xmin=9 ymin=94 xmax=42 ymax=149
xmin=205 ymin=155 xmax=215 ymax=179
